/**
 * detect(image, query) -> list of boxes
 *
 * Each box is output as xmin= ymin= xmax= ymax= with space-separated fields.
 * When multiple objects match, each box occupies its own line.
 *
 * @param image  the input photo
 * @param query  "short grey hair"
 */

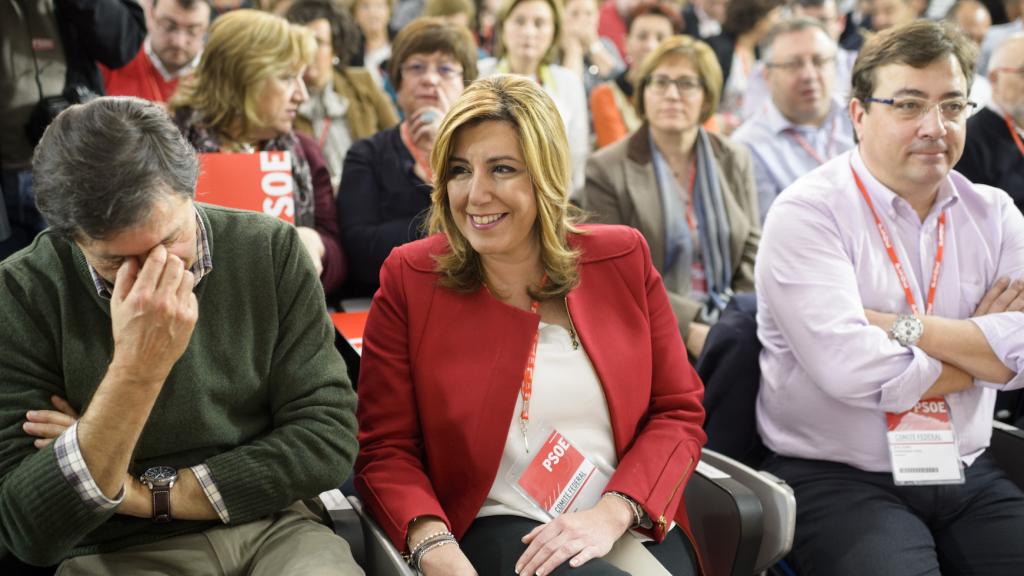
xmin=760 ymin=17 xmax=833 ymax=62
xmin=32 ymin=97 xmax=199 ymax=240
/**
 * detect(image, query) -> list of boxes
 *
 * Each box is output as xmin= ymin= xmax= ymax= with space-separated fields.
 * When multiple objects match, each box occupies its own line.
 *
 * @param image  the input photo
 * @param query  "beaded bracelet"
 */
xmin=410 ymin=533 xmax=457 ymax=571
xmin=408 ymin=529 xmax=452 ymax=556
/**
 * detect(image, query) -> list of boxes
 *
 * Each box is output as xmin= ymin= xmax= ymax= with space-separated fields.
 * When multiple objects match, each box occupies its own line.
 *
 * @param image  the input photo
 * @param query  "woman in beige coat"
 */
xmin=583 ymin=35 xmax=760 ymax=358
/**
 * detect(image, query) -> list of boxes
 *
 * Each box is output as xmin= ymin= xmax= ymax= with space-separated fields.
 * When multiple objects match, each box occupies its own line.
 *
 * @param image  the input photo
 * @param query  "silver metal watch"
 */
xmin=890 ymin=313 xmax=924 ymax=347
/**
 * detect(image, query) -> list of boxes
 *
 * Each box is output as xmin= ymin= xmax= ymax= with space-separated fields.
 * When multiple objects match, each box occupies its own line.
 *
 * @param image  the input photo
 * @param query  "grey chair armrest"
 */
xmin=697 ymin=449 xmax=797 ymax=574
xmin=321 ymin=489 xmax=366 ymax=568
xmin=345 ymin=495 xmax=417 ymax=576
xmin=991 ymin=421 xmax=1024 ymax=491
xmin=685 ymin=454 xmax=764 ymax=576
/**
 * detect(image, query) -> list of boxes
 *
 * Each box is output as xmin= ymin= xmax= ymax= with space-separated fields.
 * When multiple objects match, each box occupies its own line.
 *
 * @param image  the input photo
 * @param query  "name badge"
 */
xmin=512 ymin=429 xmax=610 ymax=518
xmin=886 ymin=398 xmax=964 ymax=485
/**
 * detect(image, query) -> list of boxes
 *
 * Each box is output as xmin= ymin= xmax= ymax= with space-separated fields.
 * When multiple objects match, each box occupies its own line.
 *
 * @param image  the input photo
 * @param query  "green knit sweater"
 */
xmin=0 ymin=205 xmax=358 ymax=566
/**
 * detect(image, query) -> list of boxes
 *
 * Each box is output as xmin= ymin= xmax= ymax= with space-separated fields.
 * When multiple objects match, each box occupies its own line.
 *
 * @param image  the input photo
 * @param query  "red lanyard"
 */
xmin=400 ymin=121 xmax=434 ymax=183
xmin=786 ymin=116 xmax=837 ymax=166
xmin=851 ymin=166 xmax=946 ymax=316
xmin=317 ymin=117 xmax=333 ymax=150
xmin=1005 ymin=113 xmax=1024 ymax=158
xmin=520 ymin=298 xmax=542 ymax=452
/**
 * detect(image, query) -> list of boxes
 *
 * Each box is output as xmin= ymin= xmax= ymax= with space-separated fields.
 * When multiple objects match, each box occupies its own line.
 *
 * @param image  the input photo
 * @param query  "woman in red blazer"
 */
xmin=355 ymin=75 xmax=706 ymax=576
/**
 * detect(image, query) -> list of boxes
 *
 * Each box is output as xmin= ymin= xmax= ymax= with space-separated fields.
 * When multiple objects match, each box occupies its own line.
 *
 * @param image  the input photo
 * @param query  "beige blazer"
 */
xmin=583 ymin=124 xmax=760 ymax=336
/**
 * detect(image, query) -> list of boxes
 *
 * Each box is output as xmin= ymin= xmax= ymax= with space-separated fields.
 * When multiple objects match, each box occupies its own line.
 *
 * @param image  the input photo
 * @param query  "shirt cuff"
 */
xmin=969 ymin=313 xmax=1024 ymax=390
xmin=191 ymin=463 xmax=230 ymax=523
xmin=878 ymin=345 xmax=943 ymax=413
xmin=54 ymin=421 xmax=124 ymax=512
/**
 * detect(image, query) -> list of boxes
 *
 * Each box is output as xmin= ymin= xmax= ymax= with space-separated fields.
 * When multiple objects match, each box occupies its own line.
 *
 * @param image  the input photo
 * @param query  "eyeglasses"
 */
xmin=646 ymin=75 xmax=703 ymax=95
xmin=991 ymin=66 xmax=1024 ymax=77
xmin=864 ymin=96 xmax=977 ymax=122
xmin=155 ymin=17 xmax=206 ymax=40
xmin=401 ymin=61 xmax=464 ymax=80
xmin=764 ymin=54 xmax=836 ymax=73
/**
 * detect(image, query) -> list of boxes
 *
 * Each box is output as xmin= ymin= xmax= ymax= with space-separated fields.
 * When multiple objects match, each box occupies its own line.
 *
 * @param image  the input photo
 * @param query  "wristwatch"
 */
xmin=890 ymin=313 xmax=924 ymax=347
xmin=139 ymin=466 xmax=178 ymax=523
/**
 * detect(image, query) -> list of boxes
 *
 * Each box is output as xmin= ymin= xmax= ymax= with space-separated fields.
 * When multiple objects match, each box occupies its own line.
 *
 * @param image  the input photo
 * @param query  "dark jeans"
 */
xmin=1 ymin=169 xmax=45 ymax=261
xmin=764 ymin=452 xmax=1024 ymax=576
xmin=459 ymin=515 xmax=697 ymax=576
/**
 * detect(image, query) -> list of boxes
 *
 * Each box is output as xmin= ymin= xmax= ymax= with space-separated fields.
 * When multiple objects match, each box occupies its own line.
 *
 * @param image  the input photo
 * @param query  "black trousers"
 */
xmin=459 ymin=515 xmax=697 ymax=576
xmin=764 ymin=452 xmax=1024 ymax=576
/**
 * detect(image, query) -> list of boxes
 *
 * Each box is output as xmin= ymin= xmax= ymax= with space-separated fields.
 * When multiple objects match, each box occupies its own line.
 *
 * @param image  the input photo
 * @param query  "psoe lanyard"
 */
xmin=851 ymin=166 xmax=946 ymax=316
xmin=520 ymin=298 xmax=542 ymax=453
xmin=1004 ymin=113 xmax=1024 ymax=158
xmin=786 ymin=115 xmax=838 ymax=166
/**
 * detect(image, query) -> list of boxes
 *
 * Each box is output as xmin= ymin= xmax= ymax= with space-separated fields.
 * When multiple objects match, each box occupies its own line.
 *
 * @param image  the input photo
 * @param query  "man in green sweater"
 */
xmin=0 ymin=97 xmax=363 ymax=573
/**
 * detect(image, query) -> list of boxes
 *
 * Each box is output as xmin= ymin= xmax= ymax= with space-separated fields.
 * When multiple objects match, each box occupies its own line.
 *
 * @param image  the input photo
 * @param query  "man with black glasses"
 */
xmin=756 ymin=21 xmax=1024 ymax=576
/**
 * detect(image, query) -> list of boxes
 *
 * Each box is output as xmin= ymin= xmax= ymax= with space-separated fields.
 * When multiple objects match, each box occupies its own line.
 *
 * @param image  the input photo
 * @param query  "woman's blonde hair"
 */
xmin=428 ymin=75 xmax=582 ymax=299
xmin=633 ymin=35 xmax=723 ymax=124
xmin=494 ymin=0 xmax=563 ymax=66
xmin=168 ymin=9 xmax=316 ymax=138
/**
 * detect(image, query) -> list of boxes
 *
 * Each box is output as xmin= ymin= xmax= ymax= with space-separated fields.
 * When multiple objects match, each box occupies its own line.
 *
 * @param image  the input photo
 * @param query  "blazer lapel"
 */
xmin=624 ymin=129 xmax=667 ymax=273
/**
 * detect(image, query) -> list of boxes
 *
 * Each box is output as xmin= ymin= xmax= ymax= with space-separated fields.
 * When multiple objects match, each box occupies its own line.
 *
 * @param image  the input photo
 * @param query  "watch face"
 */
xmin=894 ymin=316 xmax=923 ymax=344
xmin=142 ymin=466 xmax=178 ymax=485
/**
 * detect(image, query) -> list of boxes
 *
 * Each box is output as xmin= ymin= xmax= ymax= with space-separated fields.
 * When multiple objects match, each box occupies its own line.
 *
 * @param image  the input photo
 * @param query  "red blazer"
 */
xmin=354 ymin=224 xmax=706 ymax=551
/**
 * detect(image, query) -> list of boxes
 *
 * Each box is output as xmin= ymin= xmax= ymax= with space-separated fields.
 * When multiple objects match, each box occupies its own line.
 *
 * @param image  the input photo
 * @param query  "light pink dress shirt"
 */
xmin=756 ymin=148 xmax=1024 ymax=472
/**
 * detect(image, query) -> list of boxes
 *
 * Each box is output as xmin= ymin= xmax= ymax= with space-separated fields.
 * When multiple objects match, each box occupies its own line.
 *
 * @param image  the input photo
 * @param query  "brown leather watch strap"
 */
xmin=152 ymin=486 xmax=172 ymax=523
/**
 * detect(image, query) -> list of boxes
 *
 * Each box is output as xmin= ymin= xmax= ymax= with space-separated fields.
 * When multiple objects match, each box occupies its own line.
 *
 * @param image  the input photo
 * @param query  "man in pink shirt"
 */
xmin=102 ymin=0 xmax=210 ymax=103
xmin=755 ymin=20 xmax=1024 ymax=576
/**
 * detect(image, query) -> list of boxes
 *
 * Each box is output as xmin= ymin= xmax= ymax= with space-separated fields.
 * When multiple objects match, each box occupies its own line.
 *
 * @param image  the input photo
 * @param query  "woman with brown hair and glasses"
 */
xmin=337 ymin=18 xmax=477 ymax=296
xmin=355 ymin=75 xmax=705 ymax=576
xmin=583 ymin=35 xmax=760 ymax=359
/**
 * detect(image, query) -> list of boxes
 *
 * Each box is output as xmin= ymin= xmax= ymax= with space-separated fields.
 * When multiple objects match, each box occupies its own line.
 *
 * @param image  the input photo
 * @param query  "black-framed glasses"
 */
xmin=864 ymin=96 xmax=977 ymax=122
xmin=646 ymin=75 xmax=703 ymax=95
xmin=764 ymin=54 xmax=836 ymax=73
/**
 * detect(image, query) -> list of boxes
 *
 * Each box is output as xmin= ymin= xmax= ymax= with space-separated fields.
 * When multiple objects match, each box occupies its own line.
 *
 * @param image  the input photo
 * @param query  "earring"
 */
xmin=332 ymin=56 xmax=341 ymax=66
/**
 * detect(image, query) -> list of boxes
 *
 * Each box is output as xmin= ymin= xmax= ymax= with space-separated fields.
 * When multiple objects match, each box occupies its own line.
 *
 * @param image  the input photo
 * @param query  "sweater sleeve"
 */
xmin=0 ymin=272 xmax=117 ymax=566
xmin=590 ymin=85 xmax=628 ymax=150
xmin=202 ymin=223 xmax=359 ymax=525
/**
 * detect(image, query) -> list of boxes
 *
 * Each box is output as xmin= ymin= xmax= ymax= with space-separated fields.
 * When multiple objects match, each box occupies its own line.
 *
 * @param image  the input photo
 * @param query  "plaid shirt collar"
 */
xmin=88 ymin=207 xmax=213 ymax=300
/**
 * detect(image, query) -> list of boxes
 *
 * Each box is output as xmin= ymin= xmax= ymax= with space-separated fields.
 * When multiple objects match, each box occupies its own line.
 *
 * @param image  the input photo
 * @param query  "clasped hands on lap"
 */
xmin=408 ymin=494 xmax=635 ymax=576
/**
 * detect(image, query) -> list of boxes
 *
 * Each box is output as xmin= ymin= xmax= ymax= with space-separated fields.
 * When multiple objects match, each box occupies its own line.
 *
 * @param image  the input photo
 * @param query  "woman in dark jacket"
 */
xmin=337 ymin=18 xmax=477 ymax=296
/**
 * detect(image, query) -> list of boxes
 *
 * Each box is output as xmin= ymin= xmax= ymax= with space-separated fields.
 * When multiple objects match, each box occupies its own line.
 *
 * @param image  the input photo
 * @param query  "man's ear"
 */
xmin=849 ymin=97 xmax=865 ymax=143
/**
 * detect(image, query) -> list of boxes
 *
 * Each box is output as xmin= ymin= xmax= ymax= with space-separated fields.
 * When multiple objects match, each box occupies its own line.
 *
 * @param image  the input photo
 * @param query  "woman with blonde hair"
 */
xmin=169 ymin=9 xmax=347 ymax=299
xmin=583 ymin=35 xmax=760 ymax=358
xmin=477 ymin=0 xmax=589 ymax=195
xmin=355 ymin=74 xmax=704 ymax=576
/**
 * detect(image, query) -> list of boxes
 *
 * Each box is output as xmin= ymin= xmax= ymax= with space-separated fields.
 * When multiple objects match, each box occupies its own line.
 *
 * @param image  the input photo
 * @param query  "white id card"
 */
xmin=507 ymin=428 xmax=611 ymax=519
xmin=886 ymin=398 xmax=964 ymax=485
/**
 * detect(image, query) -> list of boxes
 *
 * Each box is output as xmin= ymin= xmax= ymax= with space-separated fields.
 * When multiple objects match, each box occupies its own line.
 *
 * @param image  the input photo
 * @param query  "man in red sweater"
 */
xmin=102 ymin=0 xmax=210 ymax=103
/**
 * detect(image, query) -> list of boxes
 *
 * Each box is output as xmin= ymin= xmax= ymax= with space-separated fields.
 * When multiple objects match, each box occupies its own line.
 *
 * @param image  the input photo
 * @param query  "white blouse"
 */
xmin=477 ymin=321 xmax=617 ymax=522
